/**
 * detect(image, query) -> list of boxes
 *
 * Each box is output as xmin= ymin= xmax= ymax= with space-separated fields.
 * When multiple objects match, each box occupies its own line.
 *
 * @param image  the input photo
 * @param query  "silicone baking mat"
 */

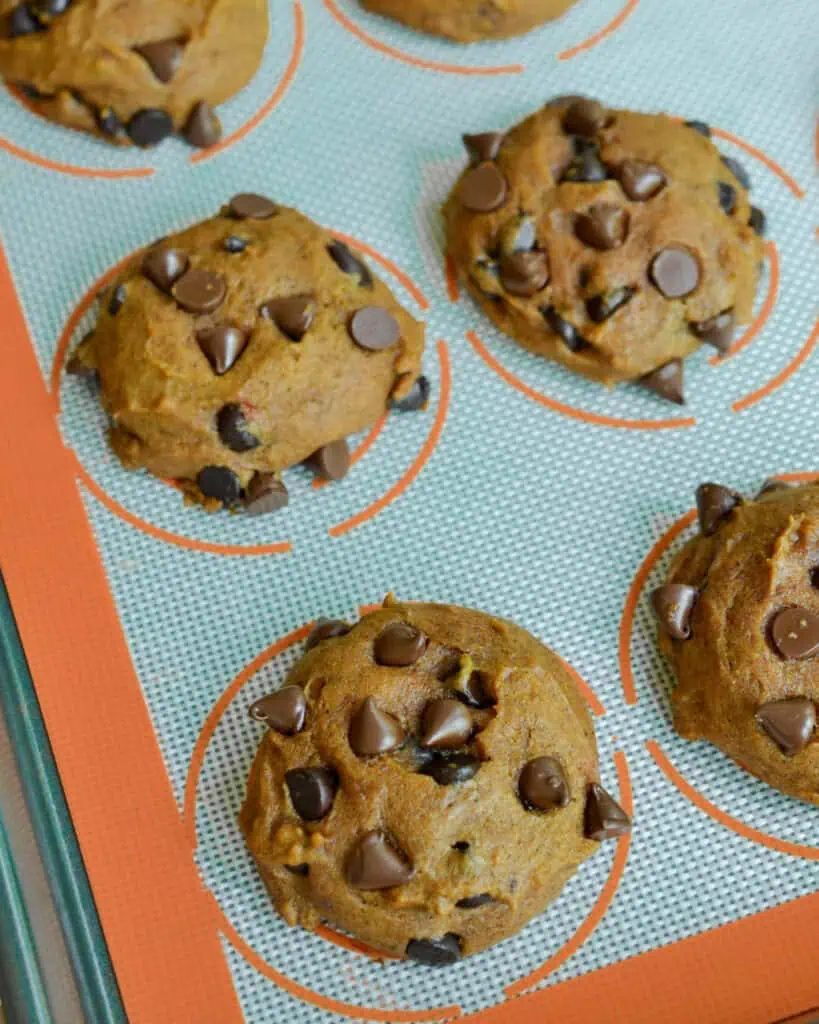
xmin=1 ymin=0 xmax=818 ymax=1021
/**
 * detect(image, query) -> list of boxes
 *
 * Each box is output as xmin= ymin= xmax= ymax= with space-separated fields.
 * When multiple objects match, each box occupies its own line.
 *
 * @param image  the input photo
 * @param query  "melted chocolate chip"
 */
xmin=419 ymin=754 xmax=480 ymax=786
xmin=217 ymin=404 xmax=259 ymax=453
xmin=586 ymin=287 xmax=634 ymax=323
xmin=542 ymin=307 xmax=589 ymax=353
xmin=305 ymin=618 xmax=351 ymax=650
xmin=390 ymin=375 xmax=430 ymax=412
xmin=560 ymin=149 xmax=607 ymax=184
xmin=455 ymin=893 xmax=494 ymax=909
xmin=499 ymin=251 xmax=549 ymax=297
xmin=717 ymin=181 xmax=737 ymax=215
xmin=107 ymin=284 xmax=126 ymax=316
xmin=562 ymin=98 xmax=607 ymax=137
xmin=126 ymin=108 xmax=173 ymax=147
xmin=327 ymin=240 xmax=373 ymax=288
xmin=684 ymin=120 xmax=711 ymax=138
xmin=197 ymin=466 xmax=241 ymax=505
xmin=749 ymin=206 xmax=766 ymax=236
xmin=8 ymin=5 xmax=42 ymax=37
xmin=96 ymin=107 xmax=123 ymax=137
xmin=406 ymin=934 xmax=462 ymax=966
xmin=575 ymin=203 xmax=629 ymax=250
xmin=462 ymin=131 xmax=503 ymax=164
xmin=285 ymin=767 xmax=338 ymax=821
xmin=721 ymin=155 xmax=751 ymax=190
xmin=223 ymin=235 xmax=248 ymax=254
xmin=285 ymin=864 xmax=309 ymax=876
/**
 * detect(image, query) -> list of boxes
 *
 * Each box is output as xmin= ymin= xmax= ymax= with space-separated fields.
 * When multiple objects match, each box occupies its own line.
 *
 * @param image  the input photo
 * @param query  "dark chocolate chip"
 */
xmin=684 ymin=120 xmax=711 ymax=138
xmin=458 ymin=164 xmax=507 ymax=213
xmin=456 ymin=893 xmax=494 ymax=909
xmin=348 ymin=307 xmax=400 ymax=351
xmin=584 ymin=783 xmax=631 ymax=840
xmin=285 ymin=864 xmax=309 ymax=876
xmin=126 ymin=108 xmax=174 ymax=147
xmin=542 ymin=307 xmax=589 ymax=353
xmin=390 ymin=375 xmax=430 ymax=412
xmin=31 ymin=0 xmax=71 ymax=12
xmin=347 ymin=831 xmax=414 ymax=890
xmin=107 ymin=284 xmax=126 ymax=316
xmin=285 ymin=767 xmax=338 ymax=821
xmin=14 ymin=81 xmax=46 ymax=99
xmin=228 ymin=193 xmax=278 ymax=220
xmin=749 ymin=206 xmax=766 ymax=236
xmin=349 ymin=697 xmax=406 ymax=757
xmin=217 ymin=404 xmax=259 ymax=453
xmin=419 ymin=754 xmax=480 ymax=786
xmin=717 ymin=181 xmax=737 ymax=215
xmin=770 ymin=608 xmax=819 ymax=661
xmin=305 ymin=618 xmax=351 ymax=650
xmin=172 ymin=268 xmax=226 ymax=314
xmin=182 ymin=101 xmax=221 ymax=149
xmin=406 ymin=934 xmax=462 ymax=966
xmin=260 ymin=296 xmax=315 ymax=342
xmin=141 ymin=247 xmax=189 ymax=293
xmin=587 ymin=287 xmax=634 ymax=323
xmin=244 ymin=473 xmax=288 ymax=516
xmin=650 ymin=584 xmax=697 ymax=640
xmin=518 ymin=757 xmax=569 ymax=811
xmin=638 ymin=359 xmax=685 ymax=405
xmin=8 ymin=5 xmax=43 ymax=36
xmin=197 ymin=466 xmax=241 ymax=505
xmin=499 ymin=250 xmax=549 ymax=297
xmin=462 ymin=131 xmax=503 ymax=164
xmin=452 ymin=841 xmax=470 ymax=852
xmin=757 ymin=478 xmax=794 ymax=498
xmin=196 ymin=326 xmax=248 ymax=375
xmin=327 ymin=241 xmax=373 ymax=288
xmin=96 ymin=107 xmax=123 ymax=137
xmin=696 ymin=483 xmax=741 ymax=536
xmin=562 ymin=98 xmax=607 ymax=137
xmin=223 ymin=235 xmax=248 ymax=254
xmin=249 ymin=685 xmax=306 ymax=735
xmin=575 ymin=203 xmax=629 ymax=250
xmin=373 ymin=622 xmax=427 ymax=667
xmin=756 ymin=697 xmax=816 ymax=755
xmin=690 ymin=309 xmax=735 ymax=354
xmin=649 ymin=247 xmax=700 ymax=299
xmin=721 ymin=155 xmax=751 ymax=190
xmin=560 ymin=149 xmax=607 ymax=184
xmin=452 ymin=670 xmax=496 ymax=710
xmin=133 ymin=39 xmax=184 ymax=83
xmin=420 ymin=699 xmax=473 ymax=750
xmin=617 ymin=160 xmax=666 ymax=201
xmin=66 ymin=351 xmax=97 ymax=380
xmin=306 ymin=439 xmax=350 ymax=482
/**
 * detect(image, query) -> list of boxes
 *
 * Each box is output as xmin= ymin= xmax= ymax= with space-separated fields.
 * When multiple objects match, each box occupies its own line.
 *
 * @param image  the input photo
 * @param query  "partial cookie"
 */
xmin=68 ymin=196 xmax=426 ymax=513
xmin=360 ymin=0 xmax=578 ymax=42
xmin=652 ymin=480 xmax=819 ymax=804
xmin=444 ymin=98 xmax=765 ymax=402
xmin=240 ymin=597 xmax=630 ymax=962
xmin=0 ymin=0 xmax=268 ymax=147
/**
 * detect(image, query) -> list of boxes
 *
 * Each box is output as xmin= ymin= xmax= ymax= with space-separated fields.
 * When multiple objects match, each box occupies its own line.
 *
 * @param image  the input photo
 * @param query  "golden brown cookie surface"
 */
xmin=0 ymin=0 xmax=268 ymax=146
xmin=70 ymin=197 xmax=425 ymax=513
xmin=360 ymin=0 xmax=578 ymax=42
xmin=240 ymin=598 xmax=630 ymax=962
xmin=444 ymin=98 xmax=765 ymax=400
xmin=653 ymin=481 xmax=819 ymax=804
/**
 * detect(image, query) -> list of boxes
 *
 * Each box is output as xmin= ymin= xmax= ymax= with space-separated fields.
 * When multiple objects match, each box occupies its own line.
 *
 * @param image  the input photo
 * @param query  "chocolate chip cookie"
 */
xmin=360 ymin=0 xmax=579 ymax=42
xmin=444 ymin=98 xmax=765 ymax=403
xmin=68 ymin=197 xmax=426 ymax=513
xmin=652 ymin=480 xmax=819 ymax=803
xmin=0 ymin=0 xmax=268 ymax=147
xmin=240 ymin=597 xmax=630 ymax=962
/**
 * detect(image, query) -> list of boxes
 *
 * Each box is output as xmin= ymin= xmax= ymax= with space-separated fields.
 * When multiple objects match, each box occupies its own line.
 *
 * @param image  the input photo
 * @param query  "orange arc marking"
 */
xmin=0 ymin=134 xmax=153 ymax=179
xmin=558 ymin=0 xmax=640 ymax=60
xmin=505 ymin=750 xmax=633 ymax=997
xmin=467 ymin=331 xmax=696 ymax=431
xmin=710 ymin=127 xmax=805 ymax=199
xmin=618 ymin=510 xmax=697 ymax=705
xmin=646 ymin=740 xmax=819 ymax=861
xmin=322 ymin=0 xmax=523 ymax=76
xmin=332 ymin=231 xmax=429 ymax=311
xmin=709 ymin=241 xmax=779 ymax=365
xmin=312 ymin=412 xmax=388 ymax=489
xmin=191 ymin=1 xmax=305 ymax=164
xmin=732 ymin=317 xmax=819 ymax=413
xmin=445 ymin=253 xmax=460 ymax=303
xmin=329 ymin=340 xmax=450 ymax=537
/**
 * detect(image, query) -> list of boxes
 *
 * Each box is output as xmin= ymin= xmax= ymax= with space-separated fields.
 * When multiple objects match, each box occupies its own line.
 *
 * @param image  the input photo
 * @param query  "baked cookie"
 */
xmin=444 ymin=97 xmax=765 ymax=402
xmin=652 ymin=480 xmax=819 ymax=804
xmin=0 ymin=0 xmax=268 ymax=147
xmin=68 ymin=196 xmax=426 ymax=513
xmin=240 ymin=597 xmax=630 ymax=962
xmin=360 ymin=0 xmax=578 ymax=42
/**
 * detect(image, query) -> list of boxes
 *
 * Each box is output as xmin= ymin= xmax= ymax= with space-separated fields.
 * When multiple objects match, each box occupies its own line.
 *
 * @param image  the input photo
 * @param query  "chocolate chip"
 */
xmin=217 ymin=404 xmax=259 ymax=453
xmin=749 ymin=206 xmax=766 ymax=236
xmin=757 ymin=478 xmax=794 ymax=498
xmin=456 ymin=893 xmax=494 ymax=909
xmin=717 ymin=181 xmax=737 ymax=215
xmin=244 ymin=473 xmax=288 ymax=516
xmin=249 ymin=685 xmax=306 ymax=735
xmin=458 ymin=164 xmax=507 ymax=213
xmin=347 ymin=831 xmax=414 ymax=890
xmin=499 ymin=251 xmax=549 ymax=297
xmin=542 ymin=307 xmax=589 ymax=353
xmin=452 ymin=670 xmax=495 ymax=710
xmin=462 ymin=131 xmax=503 ymax=164
xmin=107 ymin=284 xmax=126 ymax=316
xmin=228 ymin=193 xmax=278 ymax=220
xmin=650 ymin=584 xmax=697 ymax=640
xmin=684 ymin=120 xmax=711 ymax=138
xmin=349 ymin=697 xmax=406 ymax=756
xmin=327 ymin=241 xmax=373 ymax=288
xmin=182 ymin=101 xmax=221 ymax=149
xmin=617 ymin=160 xmax=666 ymax=201
xmin=696 ymin=483 xmax=741 ymax=536
xmin=196 ymin=326 xmax=248 ymax=375
xmin=172 ymin=268 xmax=226 ymax=314
xmin=141 ymin=247 xmax=189 ymax=293
xmin=66 ymin=351 xmax=97 ymax=381
xmin=305 ymin=618 xmax=351 ymax=650
xmin=223 ymin=235 xmax=248 ymax=254
xmin=584 ymin=783 xmax=631 ymax=840
xmin=406 ymin=934 xmax=462 ymax=966
xmin=419 ymin=753 xmax=480 ymax=786
xmin=126 ymin=108 xmax=173 ymax=147
xmin=575 ymin=203 xmax=629 ymax=250
xmin=518 ymin=757 xmax=569 ymax=811
xmin=562 ymin=99 xmax=607 ymax=137
xmin=721 ymin=155 xmax=751 ymax=190
xmin=14 ymin=81 xmax=46 ymax=99
xmin=285 ymin=864 xmax=309 ymax=876
xmin=197 ymin=466 xmax=241 ymax=505
xmin=756 ymin=697 xmax=816 ymax=755
xmin=560 ymin=149 xmax=607 ymax=184
xmin=587 ymin=287 xmax=634 ymax=323
xmin=638 ymin=360 xmax=684 ymax=405
xmin=285 ymin=767 xmax=338 ymax=821
xmin=32 ymin=0 xmax=72 ymax=15
xmin=96 ymin=107 xmax=123 ymax=137
xmin=348 ymin=307 xmax=400 ymax=351
xmin=306 ymin=439 xmax=350 ymax=482
xmin=452 ymin=841 xmax=470 ymax=852
xmin=770 ymin=608 xmax=819 ymax=661
xmin=390 ymin=375 xmax=430 ymax=412
xmin=690 ymin=309 xmax=735 ymax=354
xmin=133 ymin=39 xmax=184 ymax=83
xmin=373 ymin=622 xmax=427 ymax=667
xmin=259 ymin=296 xmax=315 ymax=341
xmin=649 ymin=247 xmax=700 ymax=299
xmin=420 ymin=699 xmax=473 ymax=750
xmin=8 ymin=5 xmax=42 ymax=36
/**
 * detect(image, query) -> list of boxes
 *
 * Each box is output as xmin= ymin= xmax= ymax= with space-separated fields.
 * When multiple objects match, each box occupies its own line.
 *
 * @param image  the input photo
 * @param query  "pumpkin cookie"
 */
xmin=360 ymin=0 xmax=579 ymax=42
